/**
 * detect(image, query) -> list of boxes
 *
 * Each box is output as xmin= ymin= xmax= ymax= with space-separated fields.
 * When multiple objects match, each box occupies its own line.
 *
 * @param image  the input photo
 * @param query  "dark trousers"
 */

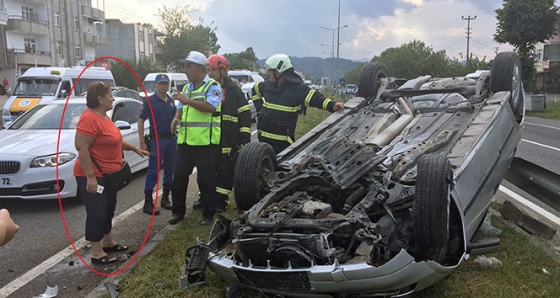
xmin=215 ymin=152 xmax=235 ymax=210
xmin=144 ymin=136 xmax=177 ymax=197
xmin=172 ymin=144 xmax=219 ymax=218
xmin=76 ymin=176 xmax=117 ymax=242
xmin=258 ymin=136 xmax=290 ymax=155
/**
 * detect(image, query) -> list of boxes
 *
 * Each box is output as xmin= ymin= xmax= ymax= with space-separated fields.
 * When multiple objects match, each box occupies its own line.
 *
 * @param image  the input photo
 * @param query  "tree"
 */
xmin=110 ymin=57 xmax=163 ymax=90
xmin=224 ymin=47 xmax=259 ymax=70
xmin=157 ymin=6 xmax=220 ymax=72
xmin=372 ymin=40 xmax=451 ymax=79
xmin=495 ymin=0 xmax=559 ymax=88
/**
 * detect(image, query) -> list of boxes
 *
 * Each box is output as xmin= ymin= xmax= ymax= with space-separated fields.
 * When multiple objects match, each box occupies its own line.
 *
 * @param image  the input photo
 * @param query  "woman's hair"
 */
xmin=86 ymin=81 xmax=110 ymax=108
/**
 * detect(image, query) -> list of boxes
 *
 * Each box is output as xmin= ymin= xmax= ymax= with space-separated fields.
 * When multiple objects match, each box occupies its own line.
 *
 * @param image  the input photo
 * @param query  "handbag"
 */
xmin=91 ymin=154 xmax=132 ymax=193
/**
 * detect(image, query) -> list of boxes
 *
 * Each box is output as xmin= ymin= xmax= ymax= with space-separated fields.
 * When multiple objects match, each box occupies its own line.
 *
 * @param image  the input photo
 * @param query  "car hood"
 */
xmin=0 ymin=130 xmax=76 ymax=156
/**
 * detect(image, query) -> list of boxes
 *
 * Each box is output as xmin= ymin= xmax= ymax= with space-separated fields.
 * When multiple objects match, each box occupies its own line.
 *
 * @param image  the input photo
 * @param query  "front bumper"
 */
xmin=208 ymin=249 xmax=461 ymax=297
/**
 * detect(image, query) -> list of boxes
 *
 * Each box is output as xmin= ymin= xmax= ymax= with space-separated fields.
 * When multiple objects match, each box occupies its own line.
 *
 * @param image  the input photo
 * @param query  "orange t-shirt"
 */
xmin=73 ymin=109 xmax=124 ymax=177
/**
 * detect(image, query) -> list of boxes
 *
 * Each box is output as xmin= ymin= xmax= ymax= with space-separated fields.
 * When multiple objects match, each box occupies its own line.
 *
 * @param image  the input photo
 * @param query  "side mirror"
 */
xmin=58 ymin=90 xmax=68 ymax=98
xmin=114 ymin=120 xmax=131 ymax=130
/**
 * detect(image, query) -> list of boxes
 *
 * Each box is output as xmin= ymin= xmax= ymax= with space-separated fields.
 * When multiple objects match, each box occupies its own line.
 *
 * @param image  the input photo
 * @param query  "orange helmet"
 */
xmin=206 ymin=54 xmax=228 ymax=71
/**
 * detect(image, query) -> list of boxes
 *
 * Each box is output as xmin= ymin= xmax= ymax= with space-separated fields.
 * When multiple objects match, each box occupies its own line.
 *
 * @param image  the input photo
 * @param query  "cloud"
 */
xmin=106 ymin=0 xmax=515 ymax=61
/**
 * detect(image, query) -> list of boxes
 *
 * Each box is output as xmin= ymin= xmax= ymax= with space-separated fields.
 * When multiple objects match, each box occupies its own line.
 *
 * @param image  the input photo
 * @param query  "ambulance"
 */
xmin=2 ymin=66 xmax=115 ymax=127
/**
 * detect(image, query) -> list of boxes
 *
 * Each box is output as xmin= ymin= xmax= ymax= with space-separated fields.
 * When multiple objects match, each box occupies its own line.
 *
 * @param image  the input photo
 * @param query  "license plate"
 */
xmin=1 ymin=177 xmax=11 ymax=186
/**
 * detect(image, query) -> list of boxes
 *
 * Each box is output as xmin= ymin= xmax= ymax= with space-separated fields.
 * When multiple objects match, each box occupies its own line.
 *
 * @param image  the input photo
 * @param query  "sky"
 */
xmin=103 ymin=0 xmax=522 ymax=62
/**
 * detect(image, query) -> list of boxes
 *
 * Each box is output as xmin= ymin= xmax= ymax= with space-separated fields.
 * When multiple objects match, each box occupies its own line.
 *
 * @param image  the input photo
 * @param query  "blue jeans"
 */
xmin=144 ymin=136 xmax=177 ymax=197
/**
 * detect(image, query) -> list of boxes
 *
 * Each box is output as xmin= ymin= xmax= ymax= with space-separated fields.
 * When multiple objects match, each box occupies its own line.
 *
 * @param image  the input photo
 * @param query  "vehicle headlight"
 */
xmin=30 ymin=152 xmax=76 ymax=168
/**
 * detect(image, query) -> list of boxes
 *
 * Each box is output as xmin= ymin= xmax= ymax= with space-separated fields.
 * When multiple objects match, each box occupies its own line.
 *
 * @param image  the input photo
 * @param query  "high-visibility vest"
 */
xmin=177 ymin=79 xmax=221 ymax=145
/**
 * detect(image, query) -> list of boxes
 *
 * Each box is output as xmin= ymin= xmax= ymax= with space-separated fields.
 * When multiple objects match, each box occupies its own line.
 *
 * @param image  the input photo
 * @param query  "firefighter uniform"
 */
xmin=215 ymin=76 xmax=252 ymax=210
xmin=251 ymin=80 xmax=337 ymax=153
xmin=171 ymin=76 xmax=222 ymax=220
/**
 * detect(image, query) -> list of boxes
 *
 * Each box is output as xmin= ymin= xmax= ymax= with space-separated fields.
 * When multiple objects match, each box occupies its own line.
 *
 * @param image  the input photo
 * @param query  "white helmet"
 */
xmin=265 ymin=53 xmax=293 ymax=73
xmin=180 ymin=51 xmax=207 ymax=66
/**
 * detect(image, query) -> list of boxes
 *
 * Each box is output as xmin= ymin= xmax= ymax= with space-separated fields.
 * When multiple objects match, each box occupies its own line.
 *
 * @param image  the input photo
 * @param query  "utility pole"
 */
xmin=462 ymin=15 xmax=476 ymax=62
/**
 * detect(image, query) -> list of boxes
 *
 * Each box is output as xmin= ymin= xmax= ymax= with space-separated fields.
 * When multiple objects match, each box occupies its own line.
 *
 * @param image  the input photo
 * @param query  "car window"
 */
xmin=123 ymin=101 xmax=142 ymax=123
xmin=112 ymin=101 xmax=142 ymax=124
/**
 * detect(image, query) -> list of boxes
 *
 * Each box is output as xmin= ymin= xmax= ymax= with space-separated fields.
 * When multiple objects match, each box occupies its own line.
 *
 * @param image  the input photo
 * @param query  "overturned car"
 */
xmin=191 ymin=52 xmax=525 ymax=297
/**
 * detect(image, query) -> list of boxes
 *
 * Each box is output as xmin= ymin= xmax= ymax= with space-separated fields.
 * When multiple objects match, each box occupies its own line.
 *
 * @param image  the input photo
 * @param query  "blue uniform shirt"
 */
xmin=177 ymin=75 xmax=222 ymax=110
xmin=139 ymin=92 xmax=176 ymax=135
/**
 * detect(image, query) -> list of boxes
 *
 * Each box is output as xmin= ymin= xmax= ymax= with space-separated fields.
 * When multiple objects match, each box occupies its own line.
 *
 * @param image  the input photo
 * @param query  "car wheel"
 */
xmin=357 ymin=62 xmax=389 ymax=98
xmin=490 ymin=51 xmax=523 ymax=119
xmin=411 ymin=153 xmax=451 ymax=254
xmin=234 ymin=142 xmax=277 ymax=210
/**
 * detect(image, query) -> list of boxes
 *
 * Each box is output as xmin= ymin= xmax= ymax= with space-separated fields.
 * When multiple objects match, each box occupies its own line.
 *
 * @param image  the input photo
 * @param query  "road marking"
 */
xmin=524 ymin=121 xmax=560 ymax=131
xmin=499 ymin=185 xmax=560 ymax=227
xmin=521 ymin=139 xmax=560 ymax=153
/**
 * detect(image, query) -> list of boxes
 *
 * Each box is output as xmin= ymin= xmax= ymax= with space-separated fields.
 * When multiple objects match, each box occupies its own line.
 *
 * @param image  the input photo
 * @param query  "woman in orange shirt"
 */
xmin=74 ymin=82 xmax=148 ymax=264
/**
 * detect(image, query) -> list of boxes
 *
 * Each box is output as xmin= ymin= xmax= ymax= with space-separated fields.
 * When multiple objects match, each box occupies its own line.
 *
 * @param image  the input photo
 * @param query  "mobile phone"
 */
xmin=170 ymin=88 xmax=179 ymax=96
xmin=96 ymin=185 xmax=104 ymax=194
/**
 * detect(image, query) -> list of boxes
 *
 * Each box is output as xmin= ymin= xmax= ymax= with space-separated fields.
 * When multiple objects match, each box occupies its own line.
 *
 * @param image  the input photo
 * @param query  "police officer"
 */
xmin=206 ymin=54 xmax=251 ymax=212
xmin=138 ymin=74 xmax=177 ymax=215
xmin=169 ymin=51 xmax=223 ymax=225
xmin=252 ymin=53 xmax=344 ymax=154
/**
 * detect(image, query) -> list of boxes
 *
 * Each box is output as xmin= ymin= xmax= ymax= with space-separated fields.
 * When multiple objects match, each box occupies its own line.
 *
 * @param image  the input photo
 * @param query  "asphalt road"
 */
xmin=517 ymin=116 xmax=560 ymax=174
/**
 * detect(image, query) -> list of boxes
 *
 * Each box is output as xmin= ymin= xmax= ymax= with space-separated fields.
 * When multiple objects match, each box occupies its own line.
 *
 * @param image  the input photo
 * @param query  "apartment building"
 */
xmin=0 ymin=0 xmax=107 ymax=84
xmin=95 ymin=19 xmax=161 ymax=65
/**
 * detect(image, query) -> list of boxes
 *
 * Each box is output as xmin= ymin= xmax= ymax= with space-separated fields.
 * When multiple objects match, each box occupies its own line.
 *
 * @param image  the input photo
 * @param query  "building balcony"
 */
xmin=81 ymin=5 xmax=104 ymax=21
xmin=6 ymin=48 xmax=52 ymax=66
xmin=83 ymin=32 xmax=107 ymax=45
xmin=7 ymin=15 xmax=49 ymax=35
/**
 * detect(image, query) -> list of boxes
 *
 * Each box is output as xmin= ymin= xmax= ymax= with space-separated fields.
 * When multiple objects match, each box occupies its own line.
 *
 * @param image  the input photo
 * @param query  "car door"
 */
xmin=111 ymin=100 xmax=148 ymax=172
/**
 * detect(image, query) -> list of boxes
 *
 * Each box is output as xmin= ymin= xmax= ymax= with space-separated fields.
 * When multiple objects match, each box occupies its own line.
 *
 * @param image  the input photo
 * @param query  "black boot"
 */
xmin=160 ymin=190 xmax=172 ymax=210
xmin=143 ymin=195 xmax=160 ymax=215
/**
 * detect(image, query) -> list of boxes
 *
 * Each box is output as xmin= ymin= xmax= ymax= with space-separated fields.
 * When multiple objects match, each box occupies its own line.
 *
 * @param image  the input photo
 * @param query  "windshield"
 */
xmin=9 ymin=103 xmax=86 ymax=130
xmin=142 ymin=81 xmax=157 ymax=95
xmin=230 ymin=74 xmax=251 ymax=84
xmin=13 ymin=78 xmax=60 ymax=96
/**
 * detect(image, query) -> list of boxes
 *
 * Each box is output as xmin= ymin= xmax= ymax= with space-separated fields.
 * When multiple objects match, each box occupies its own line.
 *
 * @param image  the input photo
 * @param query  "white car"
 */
xmin=0 ymin=97 xmax=149 ymax=200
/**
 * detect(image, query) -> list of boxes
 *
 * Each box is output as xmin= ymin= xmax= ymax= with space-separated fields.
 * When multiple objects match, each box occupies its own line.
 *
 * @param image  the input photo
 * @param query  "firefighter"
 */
xmin=205 ymin=54 xmax=252 ymax=211
xmin=251 ymin=53 xmax=344 ymax=154
xmin=169 ymin=51 xmax=223 ymax=225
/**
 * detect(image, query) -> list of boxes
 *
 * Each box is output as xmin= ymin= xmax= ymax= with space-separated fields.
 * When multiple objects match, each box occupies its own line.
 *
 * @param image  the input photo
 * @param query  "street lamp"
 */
xmin=319 ymin=24 xmax=348 ymax=88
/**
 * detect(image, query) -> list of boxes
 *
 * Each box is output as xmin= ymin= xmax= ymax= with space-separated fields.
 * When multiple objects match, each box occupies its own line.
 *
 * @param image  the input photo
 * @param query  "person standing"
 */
xmin=138 ymin=74 xmax=177 ymax=215
xmin=251 ymin=53 xmax=345 ymax=154
xmin=168 ymin=51 xmax=223 ymax=225
xmin=206 ymin=54 xmax=251 ymax=212
xmin=74 ymin=82 xmax=149 ymax=264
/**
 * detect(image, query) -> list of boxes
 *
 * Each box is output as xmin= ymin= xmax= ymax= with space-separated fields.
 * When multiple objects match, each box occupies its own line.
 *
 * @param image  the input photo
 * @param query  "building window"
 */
xmin=54 ymin=11 xmax=60 ymax=26
xmin=56 ymin=40 xmax=62 ymax=55
xmin=75 ymin=45 xmax=81 ymax=58
xmin=139 ymin=31 xmax=144 ymax=41
xmin=22 ymin=6 xmax=34 ymax=21
xmin=74 ymin=17 xmax=79 ymax=31
xmin=24 ymin=38 xmax=36 ymax=53
xmin=82 ymin=0 xmax=89 ymax=6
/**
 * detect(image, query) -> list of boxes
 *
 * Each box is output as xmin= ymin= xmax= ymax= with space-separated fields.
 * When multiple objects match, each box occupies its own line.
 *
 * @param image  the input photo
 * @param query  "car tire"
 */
xmin=357 ymin=62 xmax=389 ymax=98
xmin=490 ymin=51 xmax=523 ymax=120
xmin=412 ymin=153 xmax=451 ymax=254
xmin=234 ymin=142 xmax=277 ymax=211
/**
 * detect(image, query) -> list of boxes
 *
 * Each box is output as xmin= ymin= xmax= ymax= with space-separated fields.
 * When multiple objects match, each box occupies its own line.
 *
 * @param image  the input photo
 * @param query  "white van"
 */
xmin=140 ymin=73 xmax=188 ymax=98
xmin=2 ymin=66 xmax=115 ymax=127
xmin=228 ymin=69 xmax=264 ymax=99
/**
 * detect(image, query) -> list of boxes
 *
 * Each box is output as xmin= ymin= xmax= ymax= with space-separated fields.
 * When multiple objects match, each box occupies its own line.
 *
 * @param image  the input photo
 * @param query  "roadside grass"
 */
xmin=117 ymin=107 xmax=560 ymax=297
xmin=526 ymin=101 xmax=560 ymax=120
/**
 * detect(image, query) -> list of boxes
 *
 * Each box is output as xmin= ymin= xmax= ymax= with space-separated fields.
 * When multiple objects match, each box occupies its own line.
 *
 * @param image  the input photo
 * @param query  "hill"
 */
xmin=258 ymin=56 xmax=366 ymax=84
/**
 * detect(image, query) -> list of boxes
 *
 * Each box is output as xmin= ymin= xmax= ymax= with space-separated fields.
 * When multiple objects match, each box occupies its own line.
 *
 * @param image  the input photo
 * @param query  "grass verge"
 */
xmin=118 ymin=107 xmax=560 ymax=298
xmin=526 ymin=101 xmax=560 ymax=120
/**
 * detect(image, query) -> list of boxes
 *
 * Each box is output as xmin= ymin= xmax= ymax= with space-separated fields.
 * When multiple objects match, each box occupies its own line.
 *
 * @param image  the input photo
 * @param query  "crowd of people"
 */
xmin=3 ymin=51 xmax=344 ymax=265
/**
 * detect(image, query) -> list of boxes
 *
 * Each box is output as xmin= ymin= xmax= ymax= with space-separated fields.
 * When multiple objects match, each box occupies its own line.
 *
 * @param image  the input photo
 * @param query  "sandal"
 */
xmin=103 ymin=243 xmax=129 ymax=253
xmin=91 ymin=255 xmax=118 ymax=264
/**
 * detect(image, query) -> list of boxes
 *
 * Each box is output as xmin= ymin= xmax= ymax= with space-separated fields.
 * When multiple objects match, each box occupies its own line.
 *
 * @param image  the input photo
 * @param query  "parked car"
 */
xmin=0 ymin=97 xmax=149 ymax=200
xmin=112 ymin=86 xmax=143 ymax=102
xmin=345 ymin=83 xmax=358 ymax=95
xmin=185 ymin=52 xmax=525 ymax=296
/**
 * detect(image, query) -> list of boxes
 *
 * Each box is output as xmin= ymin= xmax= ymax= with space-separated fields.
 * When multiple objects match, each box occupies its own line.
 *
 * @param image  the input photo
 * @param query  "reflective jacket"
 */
xmin=251 ymin=80 xmax=335 ymax=144
xmin=177 ymin=79 xmax=221 ymax=146
xmin=220 ymin=76 xmax=252 ymax=155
